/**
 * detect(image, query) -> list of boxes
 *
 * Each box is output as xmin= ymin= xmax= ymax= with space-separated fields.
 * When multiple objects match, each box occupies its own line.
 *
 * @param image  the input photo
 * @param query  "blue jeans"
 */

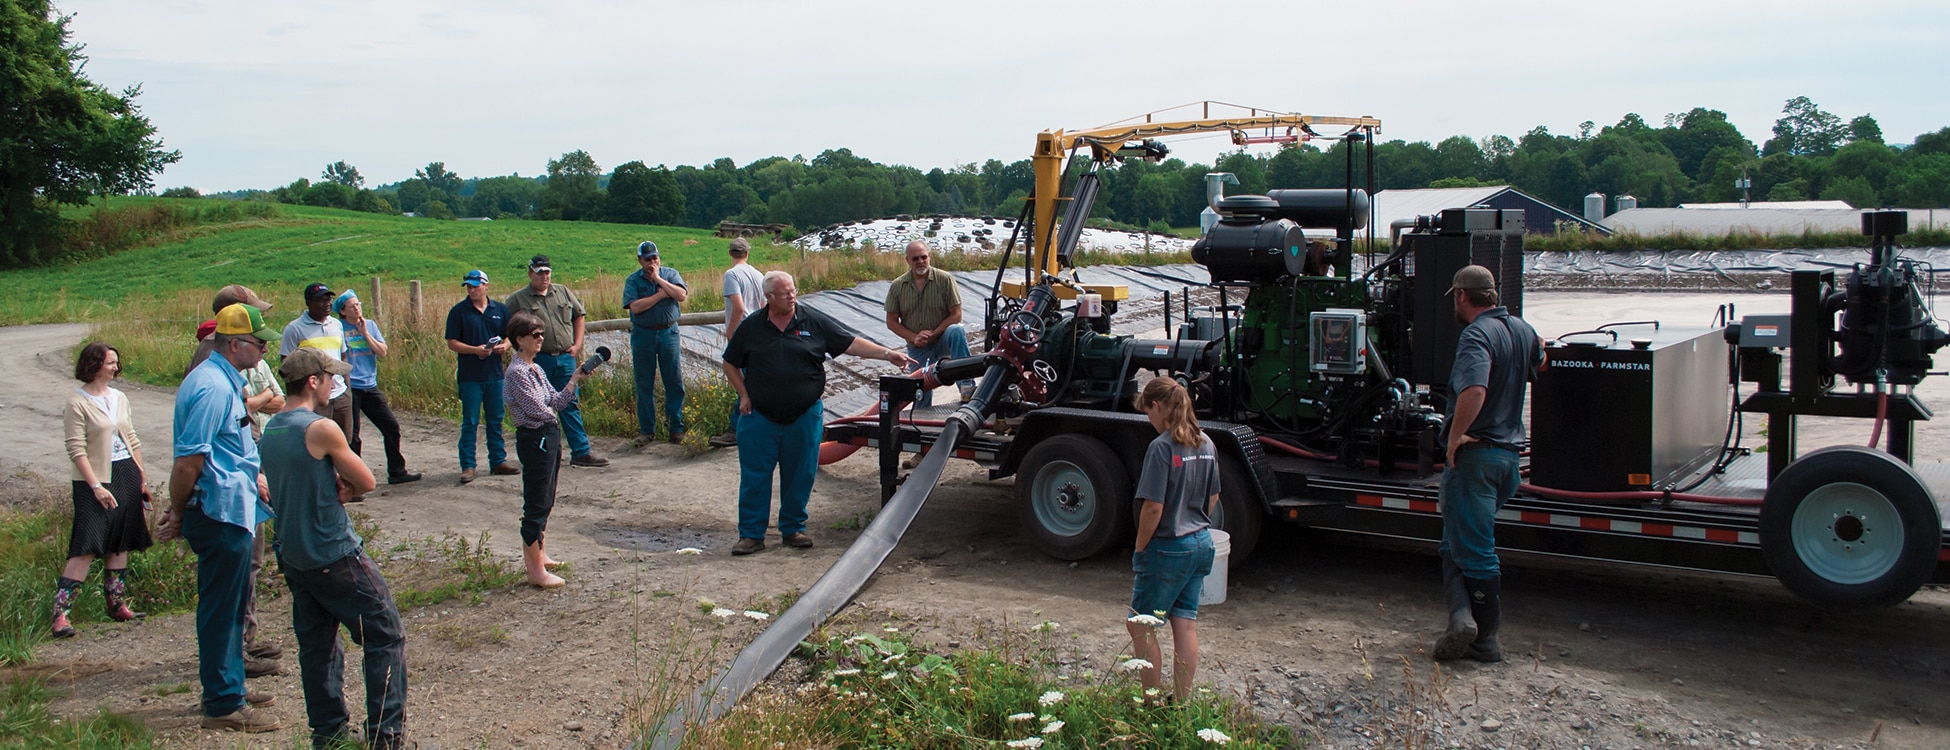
xmin=1130 ymin=528 xmax=1216 ymax=620
xmin=1437 ymin=444 xmax=1521 ymax=578
xmin=281 ymin=550 xmax=407 ymax=748
xmin=457 ymin=379 xmax=506 ymax=470
xmin=736 ymin=402 xmax=822 ymax=540
xmin=906 ymin=323 xmax=975 ymax=408
xmin=534 ymin=352 xmax=591 ymax=458
xmin=182 ymin=508 xmax=253 ymax=717
xmin=631 ymin=326 xmax=685 ymax=436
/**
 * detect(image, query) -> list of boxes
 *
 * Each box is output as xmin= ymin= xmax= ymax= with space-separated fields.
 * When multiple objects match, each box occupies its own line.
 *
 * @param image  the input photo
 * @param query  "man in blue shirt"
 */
xmin=444 ymin=269 xmax=517 ymax=484
xmin=160 ymin=302 xmax=284 ymax=733
xmin=623 ymin=241 xmax=690 ymax=446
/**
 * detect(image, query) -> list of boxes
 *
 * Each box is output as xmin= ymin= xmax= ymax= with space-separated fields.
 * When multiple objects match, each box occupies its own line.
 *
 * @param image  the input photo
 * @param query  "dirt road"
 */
xmin=6 ymin=291 xmax=1949 ymax=749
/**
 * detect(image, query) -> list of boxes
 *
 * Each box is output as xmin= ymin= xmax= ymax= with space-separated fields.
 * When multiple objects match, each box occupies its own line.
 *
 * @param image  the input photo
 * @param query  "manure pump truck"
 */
xmin=645 ymin=108 xmax=1949 ymax=746
xmin=824 ymin=112 xmax=1950 ymax=613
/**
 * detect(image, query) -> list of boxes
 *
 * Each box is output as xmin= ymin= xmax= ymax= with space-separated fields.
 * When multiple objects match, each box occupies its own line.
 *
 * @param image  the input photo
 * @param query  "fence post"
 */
xmin=408 ymin=280 xmax=422 ymax=326
xmin=369 ymin=276 xmax=382 ymax=319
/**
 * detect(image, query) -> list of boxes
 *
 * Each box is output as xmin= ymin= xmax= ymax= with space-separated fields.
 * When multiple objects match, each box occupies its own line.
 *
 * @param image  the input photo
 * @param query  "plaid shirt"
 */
xmin=505 ymin=357 xmax=575 ymax=429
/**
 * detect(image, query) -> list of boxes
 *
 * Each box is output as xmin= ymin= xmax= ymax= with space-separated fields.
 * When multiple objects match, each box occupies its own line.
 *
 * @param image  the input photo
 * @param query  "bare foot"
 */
xmin=528 ymin=571 xmax=565 ymax=588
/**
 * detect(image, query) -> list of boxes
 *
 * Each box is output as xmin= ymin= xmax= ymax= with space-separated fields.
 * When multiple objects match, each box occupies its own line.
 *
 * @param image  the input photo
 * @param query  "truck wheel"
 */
xmin=1215 ymin=454 xmax=1264 ymax=568
xmin=1017 ymin=435 xmax=1132 ymax=560
xmin=1760 ymin=445 xmax=1941 ymax=612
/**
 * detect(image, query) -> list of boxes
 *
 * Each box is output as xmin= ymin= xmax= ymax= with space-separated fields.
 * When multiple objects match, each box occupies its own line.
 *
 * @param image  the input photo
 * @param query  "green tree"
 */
xmin=322 ymin=160 xmax=364 ymax=188
xmin=0 ymin=0 xmax=181 ymax=265
xmin=604 ymin=160 xmax=685 ymax=225
xmin=1885 ymin=154 xmax=1950 ymax=207
xmin=301 ymin=181 xmax=355 ymax=208
xmin=1818 ymin=176 xmax=1877 ymax=208
xmin=160 ymin=186 xmax=200 ymax=198
xmin=421 ymin=199 xmax=456 ymax=220
xmin=1848 ymin=115 xmax=1883 ymax=145
xmin=1911 ymin=127 xmax=1950 ymax=156
xmin=1432 ymin=136 xmax=1487 ymax=182
xmin=350 ymin=189 xmax=393 ymax=214
xmin=416 ymin=161 xmax=462 ymax=198
xmin=1212 ymin=150 xmax=1267 ymax=197
xmin=1763 ymin=96 xmax=1846 ymax=156
xmin=464 ymin=175 xmax=540 ymax=218
xmin=1657 ymin=108 xmax=1754 ymax=180
xmin=541 ymin=150 xmax=603 ymax=220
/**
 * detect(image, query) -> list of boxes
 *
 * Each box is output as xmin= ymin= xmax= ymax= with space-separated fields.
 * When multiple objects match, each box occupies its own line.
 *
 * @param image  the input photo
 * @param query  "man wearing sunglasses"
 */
xmin=162 ymin=303 xmax=285 ymax=733
xmin=885 ymin=240 xmax=975 ymax=408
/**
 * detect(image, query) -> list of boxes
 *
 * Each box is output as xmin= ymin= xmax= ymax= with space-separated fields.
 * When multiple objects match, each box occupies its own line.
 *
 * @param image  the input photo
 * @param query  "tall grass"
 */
xmin=58 ymin=198 xmax=284 ymax=263
xmin=0 ymin=679 xmax=156 ymax=748
xmin=0 ymin=483 xmax=199 ymax=667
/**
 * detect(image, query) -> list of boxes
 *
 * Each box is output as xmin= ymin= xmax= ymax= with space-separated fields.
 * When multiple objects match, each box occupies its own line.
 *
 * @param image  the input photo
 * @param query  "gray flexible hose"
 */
xmin=641 ymin=417 xmax=970 ymax=750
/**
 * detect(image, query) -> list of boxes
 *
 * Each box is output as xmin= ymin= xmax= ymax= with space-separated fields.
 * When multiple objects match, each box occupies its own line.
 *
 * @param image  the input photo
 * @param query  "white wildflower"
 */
xmin=1197 ymin=727 xmax=1232 ymax=744
xmin=881 ymin=652 xmax=903 ymax=664
xmin=1041 ymin=720 xmax=1064 ymax=734
xmin=1119 ymin=658 xmax=1155 ymax=672
xmin=742 ymin=610 xmax=770 ymax=621
xmin=1144 ymin=687 xmax=1160 ymax=696
xmin=883 ymin=625 xmax=899 ymax=633
xmin=832 ymin=668 xmax=860 ymax=677
xmin=1038 ymin=690 xmax=1064 ymax=707
xmin=710 ymin=608 xmax=737 ymax=619
xmin=1007 ymin=712 xmax=1036 ymax=722
xmin=1033 ymin=620 xmax=1059 ymax=633
xmin=1005 ymin=738 xmax=1044 ymax=749
xmin=1127 ymin=613 xmax=1165 ymax=627
xmin=880 ymin=672 xmax=898 ymax=681
xmin=676 ymin=547 xmax=703 ymax=555
xmin=697 ymin=597 xmax=718 ymax=609
xmin=844 ymin=634 xmax=869 ymax=645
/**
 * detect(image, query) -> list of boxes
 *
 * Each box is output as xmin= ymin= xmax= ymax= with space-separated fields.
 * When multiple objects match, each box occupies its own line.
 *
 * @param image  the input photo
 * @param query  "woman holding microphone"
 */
xmin=502 ymin=311 xmax=587 ymax=588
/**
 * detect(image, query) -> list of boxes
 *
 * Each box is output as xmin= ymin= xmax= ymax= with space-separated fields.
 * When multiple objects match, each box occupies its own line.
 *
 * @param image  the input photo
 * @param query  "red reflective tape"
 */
xmin=1705 ymin=528 xmax=1740 ymax=543
xmin=1519 ymin=511 xmax=1550 ymax=525
xmin=1939 ymin=548 xmax=1949 ymax=561
xmin=1408 ymin=500 xmax=1439 ymax=513
xmin=1644 ymin=523 xmax=1674 ymax=537
xmin=1355 ymin=494 xmax=1386 ymax=507
xmin=953 ymin=449 xmax=976 ymax=459
xmin=1580 ymin=517 xmax=1609 ymax=530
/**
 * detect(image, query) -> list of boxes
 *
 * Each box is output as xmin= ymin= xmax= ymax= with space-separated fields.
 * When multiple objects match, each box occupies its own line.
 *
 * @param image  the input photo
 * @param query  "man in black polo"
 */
xmin=444 ymin=269 xmax=516 ymax=484
xmin=722 ymin=271 xmax=913 ymax=555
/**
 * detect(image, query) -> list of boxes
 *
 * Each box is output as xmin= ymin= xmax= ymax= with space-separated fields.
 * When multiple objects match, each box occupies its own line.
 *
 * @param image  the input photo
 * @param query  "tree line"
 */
xmin=229 ymin=96 xmax=1944 ymax=237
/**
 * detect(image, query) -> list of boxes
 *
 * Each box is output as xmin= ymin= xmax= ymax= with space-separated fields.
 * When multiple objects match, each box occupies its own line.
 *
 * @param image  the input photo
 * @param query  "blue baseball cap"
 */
xmin=636 ymin=241 xmax=659 ymax=258
xmin=462 ymin=269 xmax=489 ymax=287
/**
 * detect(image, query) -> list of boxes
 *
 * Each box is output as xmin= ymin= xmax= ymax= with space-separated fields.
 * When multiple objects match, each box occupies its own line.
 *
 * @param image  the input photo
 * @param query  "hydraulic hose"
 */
xmin=644 ymin=358 xmax=1014 ymax=750
xmin=817 ymin=404 xmax=879 ymax=465
xmin=1868 ymin=388 xmax=1888 ymax=450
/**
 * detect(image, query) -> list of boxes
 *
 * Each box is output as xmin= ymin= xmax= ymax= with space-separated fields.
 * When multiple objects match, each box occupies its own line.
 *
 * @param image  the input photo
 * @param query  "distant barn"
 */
xmin=1369 ymin=186 xmax=1608 ymax=238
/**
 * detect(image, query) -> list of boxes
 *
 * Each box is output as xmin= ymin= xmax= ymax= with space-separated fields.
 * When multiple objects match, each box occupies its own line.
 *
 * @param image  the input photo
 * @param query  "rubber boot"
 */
xmin=538 ymin=532 xmax=564 ymax=571
xmin=1431 ymin=553 xmax=1478 ymax=661
xmin=524 ymin=541 xmax=564 ymax=589
xmin=103 ymin=568 xmax=145 ymax=621
xmin=51 ymin=577 xmax=81 ymax=638
xmin=1462 ymin=575 xmax=1503 ymax=663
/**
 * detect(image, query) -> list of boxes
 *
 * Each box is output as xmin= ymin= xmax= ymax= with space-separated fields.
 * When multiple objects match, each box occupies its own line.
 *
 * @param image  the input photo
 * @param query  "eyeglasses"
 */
xmin=525 ymin=331 xmax=544 ymax=339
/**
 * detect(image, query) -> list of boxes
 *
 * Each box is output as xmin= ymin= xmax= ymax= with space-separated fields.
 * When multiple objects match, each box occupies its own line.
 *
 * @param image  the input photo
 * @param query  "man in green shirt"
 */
xmin=885 ymin=240 xmax=975 ymax=407
xmin=505 ymin=254 xmax=608 ymax=467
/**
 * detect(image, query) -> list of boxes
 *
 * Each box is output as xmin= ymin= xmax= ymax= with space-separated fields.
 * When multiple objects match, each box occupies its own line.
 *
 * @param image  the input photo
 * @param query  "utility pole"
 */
xmin=1736 ymin=168 xmax=1752 ymax=209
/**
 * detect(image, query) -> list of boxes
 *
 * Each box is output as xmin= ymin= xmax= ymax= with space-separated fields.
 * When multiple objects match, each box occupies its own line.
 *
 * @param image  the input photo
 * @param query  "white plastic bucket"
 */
xmin=1199 ymin=529 xmax=1231 ymax=606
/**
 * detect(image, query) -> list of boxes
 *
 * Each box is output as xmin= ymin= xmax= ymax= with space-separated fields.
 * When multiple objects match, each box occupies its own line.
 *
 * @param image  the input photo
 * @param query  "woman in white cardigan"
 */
xmin=56 ymin=342 xmax=154 ymax=637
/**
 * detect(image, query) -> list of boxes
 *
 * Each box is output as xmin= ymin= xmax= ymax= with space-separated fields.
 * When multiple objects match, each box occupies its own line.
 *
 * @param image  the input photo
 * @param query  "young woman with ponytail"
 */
xmin=1124 ymin=376 xmax=1220 ymax=702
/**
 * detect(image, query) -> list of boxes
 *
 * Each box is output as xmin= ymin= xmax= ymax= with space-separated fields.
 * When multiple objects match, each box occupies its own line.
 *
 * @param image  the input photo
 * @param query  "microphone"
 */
xmin=579 ymin=346 xmax=613 ymax=374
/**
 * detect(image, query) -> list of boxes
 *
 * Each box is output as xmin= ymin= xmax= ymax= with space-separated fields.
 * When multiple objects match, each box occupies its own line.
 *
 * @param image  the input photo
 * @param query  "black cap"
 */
xmin=528 ymin=254 xmax=551 ymax=272
xmin=303 ymin=282 xmax=334 ymax=301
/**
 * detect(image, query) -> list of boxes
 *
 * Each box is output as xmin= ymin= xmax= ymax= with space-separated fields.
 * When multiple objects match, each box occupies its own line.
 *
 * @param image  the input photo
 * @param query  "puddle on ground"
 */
xmin=581 ymin=522 xmax=735 ymax=553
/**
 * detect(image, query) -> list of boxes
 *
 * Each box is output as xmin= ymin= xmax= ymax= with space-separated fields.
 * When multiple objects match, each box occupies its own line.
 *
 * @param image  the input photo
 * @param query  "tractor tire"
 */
xmin=1017 ymin=434 xmax=1132 ymax=561
xmin=1760 ymin=445 xmax=1941 ymax=612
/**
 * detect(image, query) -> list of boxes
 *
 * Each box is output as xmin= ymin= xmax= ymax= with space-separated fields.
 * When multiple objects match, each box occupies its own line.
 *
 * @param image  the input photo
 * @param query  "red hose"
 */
xmin=816 ymin=408 xmax=955 ymax=465
xmin=1256 ymin=436 xmax=1760 ymax=506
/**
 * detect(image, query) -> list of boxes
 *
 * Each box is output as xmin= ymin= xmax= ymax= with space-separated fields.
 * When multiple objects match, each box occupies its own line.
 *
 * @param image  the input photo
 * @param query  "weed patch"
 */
xmin=0 ymin=678 xmax=156 ymax=748
xmin=363 ymin=527 xmax=525 ymax=611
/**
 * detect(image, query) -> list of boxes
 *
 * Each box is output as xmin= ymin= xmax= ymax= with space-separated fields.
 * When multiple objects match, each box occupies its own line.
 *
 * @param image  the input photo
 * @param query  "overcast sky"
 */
xmin=62 ymin=0 xmax=1950 ymax=193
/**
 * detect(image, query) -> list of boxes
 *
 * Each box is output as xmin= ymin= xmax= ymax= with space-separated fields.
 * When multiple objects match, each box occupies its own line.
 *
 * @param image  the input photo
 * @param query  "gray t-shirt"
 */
xmin=1135 ymin=432 xmax=1219 ymax=539
xmin=260 ymin=409 xmax=362 ymax=571
xmin=721 ymin=263 xmax=765 ymax=334
xmin=1444 ymin=307 xmax=1543 ymax=451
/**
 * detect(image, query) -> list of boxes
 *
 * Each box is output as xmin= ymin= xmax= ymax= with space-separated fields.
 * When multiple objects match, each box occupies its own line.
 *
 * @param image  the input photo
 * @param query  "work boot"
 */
xmin=51 ymin=576 xmax=81 ymax=638
xmin=245 ymin=655 xmax=284 ymax=678
xmin=201 ymin=704 xmax=281 ymax=733
xmin=570 ymin=453 xmax=610 ymax=468
xmin=1462 ymin=575 xmax=1503 ymax=663
xmin=782 ymin=532 xmax=814 ymax=549
xmin=458 ymin=468 xmax=476 ymax=485
xmin=1430 ymin=553 xmax=1477 ymax=662
xmin=388 ymin=471 xmax=423 ymax=485
xmin=731 ymin=538 xmax=764 ymax=556
xmin=244 ymin=688 xmax=276 ymax=706
xmin=707 ymin=431 xmax=738 ymax=449
xmin=246 ymin=640 xmax=283 ymax=660
xmin=491 ymin=462 xmax=521 ymax=476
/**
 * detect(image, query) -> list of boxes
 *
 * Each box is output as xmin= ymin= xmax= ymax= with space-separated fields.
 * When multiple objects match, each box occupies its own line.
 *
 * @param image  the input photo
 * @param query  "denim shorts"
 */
xmin=1130 ymin=528 xmax=1215 ymax=621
